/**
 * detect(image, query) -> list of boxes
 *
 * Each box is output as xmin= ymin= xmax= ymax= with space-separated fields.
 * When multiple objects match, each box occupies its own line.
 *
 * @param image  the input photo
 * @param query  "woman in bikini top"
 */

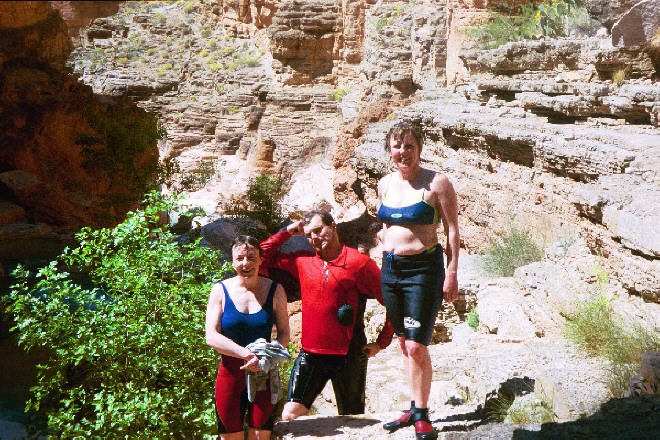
xmin=376 ymin=121 xmax=460 ymax=440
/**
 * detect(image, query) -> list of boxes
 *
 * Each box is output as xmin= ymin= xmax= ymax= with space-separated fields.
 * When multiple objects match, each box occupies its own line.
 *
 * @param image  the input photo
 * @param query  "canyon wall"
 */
xmin=0 ymin=1 xmax=159 ymax=259
xmin=4 ymin=0 xmax=657 ymax=298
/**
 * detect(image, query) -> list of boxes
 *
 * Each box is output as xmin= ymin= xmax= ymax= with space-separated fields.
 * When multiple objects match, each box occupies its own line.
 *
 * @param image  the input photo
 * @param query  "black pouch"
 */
xmin=337 ymin=304 xmax=354 ymax=327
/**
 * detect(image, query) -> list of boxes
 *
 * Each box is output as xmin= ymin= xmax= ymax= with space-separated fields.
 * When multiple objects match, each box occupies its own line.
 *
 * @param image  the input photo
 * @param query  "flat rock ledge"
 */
xmin=274 ymin=394 xmax=660 ymax=439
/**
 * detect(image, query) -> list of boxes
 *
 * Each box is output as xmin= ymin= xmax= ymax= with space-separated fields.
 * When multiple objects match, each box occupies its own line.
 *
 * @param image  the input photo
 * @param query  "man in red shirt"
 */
xmin=260 ymin=210 xmax=394 ymax=421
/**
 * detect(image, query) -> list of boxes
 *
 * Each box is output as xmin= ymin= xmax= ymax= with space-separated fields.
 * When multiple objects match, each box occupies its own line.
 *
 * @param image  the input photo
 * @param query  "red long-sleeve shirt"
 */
xmin=260 ymin=230 xmax=394 ymax=355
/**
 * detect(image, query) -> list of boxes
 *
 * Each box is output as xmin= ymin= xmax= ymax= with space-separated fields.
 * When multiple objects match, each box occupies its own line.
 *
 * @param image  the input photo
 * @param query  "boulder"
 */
xmin=641 ymin=351 xmax=660 ymax=393
xmin=0 ymin=200 xmax=26 ymax=227
xmin=611 ymin=0 xmax=660 ymax=46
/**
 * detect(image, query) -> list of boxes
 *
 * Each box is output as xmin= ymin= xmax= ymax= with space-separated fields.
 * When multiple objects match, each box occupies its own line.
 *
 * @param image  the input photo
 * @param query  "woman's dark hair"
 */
xmin=302 ymin=210 xmax=335 ymax=227
xmin=231 ymin=235 xmax=263 ymax=256
xmin=384 ymin=120 xmax=425 ymax=153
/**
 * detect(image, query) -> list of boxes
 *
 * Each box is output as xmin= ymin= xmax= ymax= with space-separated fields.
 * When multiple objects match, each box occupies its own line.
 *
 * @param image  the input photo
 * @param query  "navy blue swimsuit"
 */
xmin=378 ymin=199 xmax=438 ymax=225
xmin=219 ymin=279 xmax=276 ymax=347
xmin=215 ymin=279 xmax=279 ymax=434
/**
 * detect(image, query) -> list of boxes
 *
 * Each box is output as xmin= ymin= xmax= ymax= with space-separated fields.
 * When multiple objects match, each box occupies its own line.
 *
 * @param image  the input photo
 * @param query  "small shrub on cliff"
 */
xmin=466 ymin=0 xmax=584 ymax=49
xmin=612 ymin=67 xmax=628 ymax=86
xmin=227 ymin=50 xmax=261 ymax=70
xmin=466 ymin=3 xmax=538 ymax=49
xmin=183 ymin=2 xmax=195 ymax=13
xmin=223 ymin=174 xmax=288 ymax=238
xmin=375 ymin=17 xmax=394 ymax=32
xmin=330 ymin=87 xmax=350 ymax=102
xmin=3 ymin=192 xmax=231 ymax=438
xmin=563 ymin=294 xmax=659 ymax=397
xmin=481 ymin=225 xmax=545 ymax=277
xmin=180 ymin=158 xmax=218 ymax=191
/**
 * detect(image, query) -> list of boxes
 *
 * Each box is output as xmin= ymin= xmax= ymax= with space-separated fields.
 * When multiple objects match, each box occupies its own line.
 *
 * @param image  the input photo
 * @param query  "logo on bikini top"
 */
xmin=404 ymin=316 xmax=421 ymax=328
xmin=391 ymin=213 xmax=402 ymax=218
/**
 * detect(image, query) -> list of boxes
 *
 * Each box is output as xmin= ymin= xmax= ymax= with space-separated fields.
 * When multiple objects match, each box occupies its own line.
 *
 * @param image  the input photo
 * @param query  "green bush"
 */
xmin=506 ymin=391 xmax=556 ymax=424
xmin=536 ymin=0 xmax=578 ymax=37
xmin=485 ymin=391 xmax=514 ymax=422
xmin=466 ymin=0 xmax=581 ymax=49
xmin=179 ymin=158 xmax=217 ymax=192
xmin=466 ymin=3 xmax=538 ymax=50
xmin=273 ymin=342 xmax=298 ymax=419
xmin=226 ymin=50 xmax=261 ymax=71
xmin=223 ymin=174 xmax=288 ymax=238
xmin=375 ymin=17 xmax=394 ymax=32
xmin=564 ymin=295 xmax=659 ymax=397
xmin=481 ymin=225 xmax=545 ymax=277
xmin=183 ymin=2 xmax=195 ymax=13
xmin=3 ymin=192 xmax=232 ymax=438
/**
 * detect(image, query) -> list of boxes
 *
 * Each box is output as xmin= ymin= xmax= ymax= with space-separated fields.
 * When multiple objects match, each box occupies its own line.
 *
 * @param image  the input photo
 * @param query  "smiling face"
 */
xmin=232 ymin=244 xmax=261 ymax=278
xmin=389 ymin=131 xmax=421 ymax=172
xmin=303 ymin=214 xmax=338 ymax=254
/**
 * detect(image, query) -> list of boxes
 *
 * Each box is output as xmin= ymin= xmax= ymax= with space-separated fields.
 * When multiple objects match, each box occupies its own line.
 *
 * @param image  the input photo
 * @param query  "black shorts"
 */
xmin=286 ymin=343 xmax=368 ymax=415
xmin=381 ymin=244 xmax=445 ymax=346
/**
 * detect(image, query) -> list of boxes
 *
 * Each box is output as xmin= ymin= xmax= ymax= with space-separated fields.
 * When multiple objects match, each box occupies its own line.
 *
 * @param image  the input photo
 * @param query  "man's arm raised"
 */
xmin=258 ymin=221 xmax=306 ymax=277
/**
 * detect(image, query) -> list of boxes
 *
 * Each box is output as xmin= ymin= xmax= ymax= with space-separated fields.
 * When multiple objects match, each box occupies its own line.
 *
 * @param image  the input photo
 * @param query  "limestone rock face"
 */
xmin=640 ymin=351 xmax=660 ymax=392
xmin=49 ymin=1 xmax=122 ymax=44
xmin=581 ymin=0 xmax=644 ymax=29
xmin=268 ymin=0 xmax=339 ymax=85
xmin=3 ymin=1 xmax=660 ymax=437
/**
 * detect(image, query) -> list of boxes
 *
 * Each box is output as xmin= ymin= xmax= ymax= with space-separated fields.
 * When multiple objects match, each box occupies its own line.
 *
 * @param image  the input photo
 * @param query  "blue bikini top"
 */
xmin=377 ymin=175 xmax=440 ymax=225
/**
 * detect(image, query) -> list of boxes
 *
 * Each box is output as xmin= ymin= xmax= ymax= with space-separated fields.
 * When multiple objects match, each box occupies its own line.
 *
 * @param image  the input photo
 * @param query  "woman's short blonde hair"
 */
xmin=384 ymin=120 xmax=425 ymax=153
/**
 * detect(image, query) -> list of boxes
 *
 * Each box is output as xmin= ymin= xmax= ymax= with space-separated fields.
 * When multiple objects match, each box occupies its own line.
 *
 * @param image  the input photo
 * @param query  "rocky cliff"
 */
xmin=68 ymin=0 xmax=658 ymax=299
xmin=0 ymin=1 xmax=159 ymax=260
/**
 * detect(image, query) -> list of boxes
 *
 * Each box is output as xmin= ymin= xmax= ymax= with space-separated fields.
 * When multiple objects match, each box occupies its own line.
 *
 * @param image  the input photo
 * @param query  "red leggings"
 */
xmin=215 ymin=356 xmax=277 ymax=434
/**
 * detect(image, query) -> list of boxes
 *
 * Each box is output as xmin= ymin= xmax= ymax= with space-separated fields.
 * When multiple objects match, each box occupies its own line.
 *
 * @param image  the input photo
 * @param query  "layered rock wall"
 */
xmin=58 ymin=1 xmax=660 ymax=299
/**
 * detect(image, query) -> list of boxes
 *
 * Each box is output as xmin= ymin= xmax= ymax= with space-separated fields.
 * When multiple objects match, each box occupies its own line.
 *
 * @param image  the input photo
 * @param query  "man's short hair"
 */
xmin=302 ymin=210 xmax=335 ymax=226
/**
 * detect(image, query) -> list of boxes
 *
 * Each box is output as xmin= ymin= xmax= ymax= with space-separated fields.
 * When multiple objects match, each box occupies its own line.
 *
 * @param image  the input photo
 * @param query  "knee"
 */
xmin=281 ymin=410 xmax=298 ymax=422
xmin=404 ymin=340 xmax=428 ymax=362
xmin=282 ymin=402 xmax=308 ymax=421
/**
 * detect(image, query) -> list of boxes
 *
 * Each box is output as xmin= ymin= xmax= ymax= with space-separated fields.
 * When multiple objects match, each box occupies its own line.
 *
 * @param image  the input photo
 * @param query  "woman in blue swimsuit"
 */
xmin=205 ymin=235 xmax=290 ymax=440
xmin=377 ymin=121 xmax=460 ymax=440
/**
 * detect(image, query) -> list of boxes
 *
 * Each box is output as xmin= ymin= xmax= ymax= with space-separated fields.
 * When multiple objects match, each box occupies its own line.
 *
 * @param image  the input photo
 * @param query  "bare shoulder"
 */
xmin=273 ymin=282 xmax=287 ymax=301
xmin=218 ymin=277 xmax=237 ymax=290
xmin=428 ymin=170 xmax=453 ymax=192
xmin=425 ymin=169 xmax=453 ymax=193
xmin=210 ymin=281 xmax=224 ymax=296
xmin=208 ymin=281 xmax=227 ymax=306
xmin=377 ymin=173 xmax=392 ymax=195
